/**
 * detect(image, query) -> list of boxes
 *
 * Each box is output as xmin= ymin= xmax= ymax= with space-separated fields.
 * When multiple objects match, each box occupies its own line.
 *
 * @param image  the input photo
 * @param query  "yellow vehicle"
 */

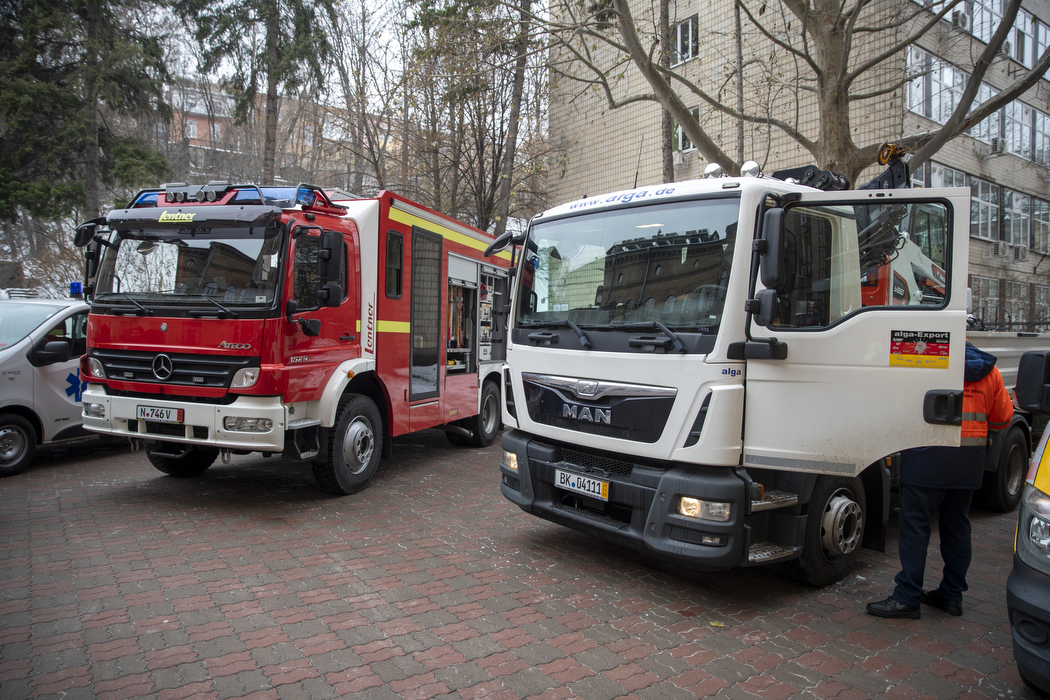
xmin=1009 ymin=350 xmax=1050 ymax=696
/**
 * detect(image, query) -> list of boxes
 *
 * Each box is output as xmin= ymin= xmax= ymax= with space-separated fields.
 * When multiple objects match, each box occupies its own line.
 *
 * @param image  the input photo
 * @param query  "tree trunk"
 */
xmin=263 ymin=3 xmax=280 ymax=185
xmin=659 ymin=0 xmax=673 ymax=184
xmin=83 ymin=0 xmax=101 ymax=219
xmin=494 ymin=0 xmax=532 ymax=237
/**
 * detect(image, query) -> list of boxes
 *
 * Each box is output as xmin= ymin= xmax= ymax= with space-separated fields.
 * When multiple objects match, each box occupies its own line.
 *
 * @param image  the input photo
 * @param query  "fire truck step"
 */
xmin=748 ymin=542 xmax=798 ymax=563
xmin=750 ymin=490 xmax=799 ymax=512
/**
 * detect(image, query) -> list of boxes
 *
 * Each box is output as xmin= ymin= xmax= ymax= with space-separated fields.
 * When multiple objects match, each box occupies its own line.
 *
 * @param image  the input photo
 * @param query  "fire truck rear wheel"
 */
xmin=786 ymin=476 xmax=866 ymax=587
xmin=314 ymin=394 xmax=382 ymax=495
xmin=468 ymin=382 xmax=501 ymax=448
xmin=145 ymin=443 xmax=219 ymax=477
xmin=0 ymin=414 xmax=37 ymax=477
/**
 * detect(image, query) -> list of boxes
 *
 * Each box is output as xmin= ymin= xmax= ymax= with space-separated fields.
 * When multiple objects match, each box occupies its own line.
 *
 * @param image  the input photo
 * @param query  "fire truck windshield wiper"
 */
xmin=518 ymin=320 xmax=591 ymax=348
xmin=597 ymin=321 xmax=687 ymax=353
xmin=112 ymin=293 xmax=152 ymax=316
xmin=185 ymin=295 xmax=239 ymax=319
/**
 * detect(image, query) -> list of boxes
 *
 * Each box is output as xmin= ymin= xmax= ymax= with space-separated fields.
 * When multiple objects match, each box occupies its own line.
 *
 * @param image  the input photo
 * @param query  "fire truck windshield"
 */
xmin=516 ymin=198 xmax=738 ymax=335
xmin=93 ymin=229 xmax=283 ymax=308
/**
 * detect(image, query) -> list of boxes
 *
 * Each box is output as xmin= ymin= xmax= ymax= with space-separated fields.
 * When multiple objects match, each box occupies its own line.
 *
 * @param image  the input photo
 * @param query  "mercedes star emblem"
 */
xmin=152 ymin=354 xmax=174 ymax=381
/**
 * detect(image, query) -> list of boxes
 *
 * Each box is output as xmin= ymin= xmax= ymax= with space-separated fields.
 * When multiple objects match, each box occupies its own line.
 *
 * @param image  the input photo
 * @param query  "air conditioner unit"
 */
xmin=951 ymin=9 xmax=972 ymax=33
xmin=985 ymin=241 xmax=1011 ymax=258
xmin=990 ymin=136 xmax=1007 ymax=154
xmin=1014 ymin=245 xmax=1029 ymax=262
xmin=673 ymin=151 xmax=684 ymax=166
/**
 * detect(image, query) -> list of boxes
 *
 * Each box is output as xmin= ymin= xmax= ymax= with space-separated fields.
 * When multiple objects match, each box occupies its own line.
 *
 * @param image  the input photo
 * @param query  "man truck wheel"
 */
xmin=979 ymin=426 xmax=1027 ymax=513
xmin=313 ymin=394 xmax=383 ymax=495
xmin=145 ymin=443 xmax=219 ymax=476
xmin=785 ymin=476 xmax=866 ymax=587
xmin=0 ymin=414 xmax=37 ymax=477
xmin=468 ymin=382 xmax=501 ymax=447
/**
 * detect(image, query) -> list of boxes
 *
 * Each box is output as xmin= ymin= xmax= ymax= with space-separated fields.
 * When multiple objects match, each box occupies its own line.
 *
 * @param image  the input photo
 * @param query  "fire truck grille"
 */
xmin=91 ymin=349 xmax=258 ymax=389
xmin=559 ymin=448 xmax=634 ymax=478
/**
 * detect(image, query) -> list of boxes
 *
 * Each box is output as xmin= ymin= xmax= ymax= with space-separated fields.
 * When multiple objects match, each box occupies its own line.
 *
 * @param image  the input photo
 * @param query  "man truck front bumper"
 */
xmin=498 ymin=429 xmax=806 ymax=569
xmin=80 ymin=385 xmax=287 ymax=452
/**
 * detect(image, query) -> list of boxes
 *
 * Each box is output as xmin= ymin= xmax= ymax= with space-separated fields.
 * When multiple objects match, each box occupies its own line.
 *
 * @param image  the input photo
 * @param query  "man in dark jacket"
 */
xmin=867 ymin=343 xmax=1014 ymax=619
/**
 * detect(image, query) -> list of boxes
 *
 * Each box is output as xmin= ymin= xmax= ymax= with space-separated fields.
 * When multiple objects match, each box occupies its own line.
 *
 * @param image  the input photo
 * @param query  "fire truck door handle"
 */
xmin=340 ymin=333 xmax=355 ymax=342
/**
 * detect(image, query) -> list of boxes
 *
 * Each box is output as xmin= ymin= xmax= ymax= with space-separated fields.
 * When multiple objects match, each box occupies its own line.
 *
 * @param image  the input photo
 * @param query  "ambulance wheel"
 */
xmin=978 ymin=426 xmax=1027 ymax=513
xmin=314 ymin=394 xmax=382 ymax=495
xmin=468 ymin=382 xmax=501 ymax=448
xmin=0 ymin=414 xmax=37 ymax=477
xmin=145 ymin=443 xmax=218 ymax=476
xmin=785 ymin=476 xmax=866 ymax=587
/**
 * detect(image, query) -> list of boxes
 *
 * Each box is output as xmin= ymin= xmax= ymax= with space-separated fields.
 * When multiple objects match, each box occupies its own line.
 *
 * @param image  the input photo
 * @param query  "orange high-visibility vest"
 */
xmin=960 ymin=365 xmax=1013 ymax=447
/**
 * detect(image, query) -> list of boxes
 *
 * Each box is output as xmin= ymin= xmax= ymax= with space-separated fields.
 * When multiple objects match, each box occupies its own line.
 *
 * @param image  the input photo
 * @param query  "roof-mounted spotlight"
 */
xmin=740 ymin=161 xmax=762 ymax=178
xmin=704 ymin=163 xmax=723 ymax=179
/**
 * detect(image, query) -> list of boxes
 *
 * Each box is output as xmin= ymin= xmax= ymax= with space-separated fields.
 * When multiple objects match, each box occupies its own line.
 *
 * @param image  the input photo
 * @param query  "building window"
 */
xmin=1003 ymin=189 xmax=1031 ymax=246
xmin=1003 ymin=101 xmax=1033 ymax=159
xmin=673 ymin=15 xmax=699 ymax=65
xmin=1005 ymin=281 xmax=1030 ymax=327
xmin=974 ymin=0 xmax=1002 ymax=44
xmin=967 ymin=83 xmax=1000 ymax=143
xmin=675 ymin=107 xmax=700 ymax=152
xmin=969 ymin=177 xmax=999 ymax=240
xmin=210 ymin=122 xmax=221 ymax=141
xmin=906 ymin=49 xmax=966 ymax=124
xmin=1035 ymin=285 xmax=1050 ymax=332
xmin=1013 ymin=9 xmax=1035 ymax=67
xmin=911 ymin=161 xmax=927 ymax=188
xmin=1035 ymin=111 xmax=1050 ymax=167
xmin=971 ymin=274 xmax=999 ymax=322
xmin=186 ymin=119 xmax=197 ymax=139
xmin=931 ymin=162 xmax=966 ymax=188
xmin=1038 ymin=21 xmax=1050 ymax=63
xmin=1033 ymin=198 xmax=1050 ymax=253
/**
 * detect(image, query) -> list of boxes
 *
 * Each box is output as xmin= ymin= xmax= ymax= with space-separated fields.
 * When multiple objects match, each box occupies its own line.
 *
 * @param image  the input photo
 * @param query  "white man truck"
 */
xmin=493 ymin=162 xmax=1042 ymax=586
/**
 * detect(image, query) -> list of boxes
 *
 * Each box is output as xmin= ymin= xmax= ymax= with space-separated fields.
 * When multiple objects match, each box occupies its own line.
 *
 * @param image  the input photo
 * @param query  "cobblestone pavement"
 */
xmin=0 ymin=432 xmax=1040 ymax=700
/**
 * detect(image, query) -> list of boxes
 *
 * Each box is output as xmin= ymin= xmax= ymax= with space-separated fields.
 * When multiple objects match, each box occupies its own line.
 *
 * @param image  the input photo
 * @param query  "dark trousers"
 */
xmin=891 ymin=484 xmax=973 ymax=607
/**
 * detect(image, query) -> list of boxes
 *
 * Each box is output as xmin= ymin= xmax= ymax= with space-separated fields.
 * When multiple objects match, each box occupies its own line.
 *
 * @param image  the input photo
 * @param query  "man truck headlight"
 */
xmin=678 ymin=497 xmax=731 ymax=522
xmin=503 ymin=450 xmax=519 ymax=471
xmin=223 ymin=417 xmax=272 ymax=432
xmin=1018 ymin=484 xmax=1050 ymax=576
xmin=231 ymin=368 xmax=259 ymax=389
xmin=83 ymin=403 xmax=105 ymax=418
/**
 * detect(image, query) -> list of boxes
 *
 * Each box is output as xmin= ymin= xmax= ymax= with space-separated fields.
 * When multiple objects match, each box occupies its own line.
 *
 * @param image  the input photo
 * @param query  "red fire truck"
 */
xmin=73 ymin=182 xmax=510 ymax=494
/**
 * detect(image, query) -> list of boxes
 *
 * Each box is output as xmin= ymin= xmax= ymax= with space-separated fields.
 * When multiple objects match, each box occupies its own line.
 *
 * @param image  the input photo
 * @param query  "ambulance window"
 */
xmin=386 ymin=231 xmax=403 ymax=298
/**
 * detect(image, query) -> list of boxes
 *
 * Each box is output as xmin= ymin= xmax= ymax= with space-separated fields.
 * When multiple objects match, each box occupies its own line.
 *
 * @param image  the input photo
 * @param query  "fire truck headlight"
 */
xmin=231 ymin=368 xmax=259 ymax=388
xmin=223 ymin=417 xmax=273 ymax=432
xmin=83 ymin=402 xmax=105 ymax=418
xmin=87 ymin=357 xmax=105 ymax=380
xmin=1018 ymin=484 xmax=1050 ymax=576
xmin=503 ymin=450 xmax=518 ymax=472
xmin=678 ymin=497 xmax=731 ymax=522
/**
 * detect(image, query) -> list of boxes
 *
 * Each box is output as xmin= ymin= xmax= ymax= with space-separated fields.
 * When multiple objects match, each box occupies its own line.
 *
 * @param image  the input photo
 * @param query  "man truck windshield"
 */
xmin=516 ymin=198 xmax=738 ymax=334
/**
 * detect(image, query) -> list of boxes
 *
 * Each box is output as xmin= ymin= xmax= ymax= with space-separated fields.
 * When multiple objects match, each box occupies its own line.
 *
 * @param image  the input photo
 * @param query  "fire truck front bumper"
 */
xmin=498 ymin=429 xmax=784 ymax=570
xmin=80 ymin=385 xmax=288 ymax=452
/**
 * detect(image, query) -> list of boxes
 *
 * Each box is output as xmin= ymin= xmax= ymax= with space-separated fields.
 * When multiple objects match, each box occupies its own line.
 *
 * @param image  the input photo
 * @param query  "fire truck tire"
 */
xmin=468 ymin=382 xmax=501 ymax=448
xmin=445 ymin=431 xmax=470 ymax=446
xmin=313 ymin=394 xmax=382 ymax=495
xmin=978 ymin=426 xmax=1027 ymax=513
xmin=785 ymin=476 xmax=866 ymax=587
xmin=0 ymin=414 xmax=37 ymax=477
xmin=145 ymin=443 xmax=219 ymax=476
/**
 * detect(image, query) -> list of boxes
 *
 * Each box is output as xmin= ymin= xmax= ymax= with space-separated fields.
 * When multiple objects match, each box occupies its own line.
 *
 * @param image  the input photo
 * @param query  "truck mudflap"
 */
xmin=498 ymin=429 xmax=808 ymax=570
xmin=80 ymin=385 xmax=287 ymax=452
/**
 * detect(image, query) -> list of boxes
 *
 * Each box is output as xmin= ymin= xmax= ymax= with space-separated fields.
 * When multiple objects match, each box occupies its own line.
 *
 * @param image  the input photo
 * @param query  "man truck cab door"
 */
xmin=741 ymin=188 xmax=969 ymax=476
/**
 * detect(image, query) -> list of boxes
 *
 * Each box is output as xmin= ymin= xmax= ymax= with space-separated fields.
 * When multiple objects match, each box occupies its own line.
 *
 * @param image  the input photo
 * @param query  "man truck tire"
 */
xmin=145 ymin=443 xmax=219 ymax=476
xmin=785 ymin=476 xmax=866 ymax=587
xmin=468 ymin=382 xmax=501 ymax=447
xmin=313 ymin=394 xmax=383 ymax=495
xmin=978 ymin=426 xmax=1027 ymax=513
xmin=0 ymin=414 xmax=37 ymax=477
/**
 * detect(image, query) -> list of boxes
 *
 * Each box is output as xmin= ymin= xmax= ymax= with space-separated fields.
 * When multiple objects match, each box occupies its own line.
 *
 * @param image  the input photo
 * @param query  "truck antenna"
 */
xmin=633 ymin=133 xmax=645 ymax=190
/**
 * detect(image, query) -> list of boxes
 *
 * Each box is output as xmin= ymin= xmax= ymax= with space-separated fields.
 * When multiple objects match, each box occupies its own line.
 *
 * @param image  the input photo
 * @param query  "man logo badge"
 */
xmin=562 ymin=404 xmax=612 ymax=425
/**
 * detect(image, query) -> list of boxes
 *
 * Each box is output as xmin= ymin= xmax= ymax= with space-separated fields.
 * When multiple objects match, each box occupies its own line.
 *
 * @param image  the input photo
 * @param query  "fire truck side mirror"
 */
xmin=760 ymin=208 xmax=786 ymax=289
xmin=74 ymin=221 xmax=98 ymax=247
xmin=317 ymin=283 xmax=342 ymax=308
xmin=317 ymin=230 xmax=344 ymax=281
xmin=1016 ymin=351 xmax=1050 ymax=415
xmin=485 ymin=231 xmax=513 ymax=257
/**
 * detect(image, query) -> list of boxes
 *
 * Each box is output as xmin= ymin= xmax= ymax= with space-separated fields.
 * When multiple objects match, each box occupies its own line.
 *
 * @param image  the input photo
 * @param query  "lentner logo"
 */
xmin=158 ymin=211 xmax=195 ymax=223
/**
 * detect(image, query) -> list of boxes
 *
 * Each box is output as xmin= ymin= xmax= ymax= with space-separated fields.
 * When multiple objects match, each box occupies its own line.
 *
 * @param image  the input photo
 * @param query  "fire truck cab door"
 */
xmin=285 ymin=229 xmax=358 ymax=395
xmin=741 ymin=188 xmax=968 ymax=477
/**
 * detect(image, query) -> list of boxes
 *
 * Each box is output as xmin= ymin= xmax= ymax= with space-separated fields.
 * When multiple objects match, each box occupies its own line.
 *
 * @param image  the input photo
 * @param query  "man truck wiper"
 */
xmin=600 ymin=321 xmax=687 ymax=353
xmin=519 ymin=320 xmax=591 ymax=348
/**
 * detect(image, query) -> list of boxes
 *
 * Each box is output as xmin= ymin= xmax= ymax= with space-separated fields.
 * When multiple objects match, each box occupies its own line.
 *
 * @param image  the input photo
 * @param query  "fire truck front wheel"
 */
xmin=468 ymin=381 xmax=501 ymax=448
xmin=785 ymin=475 xmax=866 ymax=587
xmin=313 ymin=394 xmax=383 ymax=495
xmin=145 ymin=443 xmax=219 ymax=477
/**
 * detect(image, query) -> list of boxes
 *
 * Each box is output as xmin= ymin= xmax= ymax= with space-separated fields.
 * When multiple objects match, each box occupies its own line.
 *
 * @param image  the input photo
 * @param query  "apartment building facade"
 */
xmin=549 ymin=0 xmax=1050 ymax=330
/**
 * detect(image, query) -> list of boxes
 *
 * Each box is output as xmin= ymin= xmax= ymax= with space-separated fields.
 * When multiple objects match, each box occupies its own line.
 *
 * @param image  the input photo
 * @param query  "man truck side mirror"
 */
xmin=752 ymin=289 xmax=779 ymax=328
xmin=1016 ymin=351 xmax=1050 ymax=414
xmin=760 ymin=208 xmax=786 ymax=289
